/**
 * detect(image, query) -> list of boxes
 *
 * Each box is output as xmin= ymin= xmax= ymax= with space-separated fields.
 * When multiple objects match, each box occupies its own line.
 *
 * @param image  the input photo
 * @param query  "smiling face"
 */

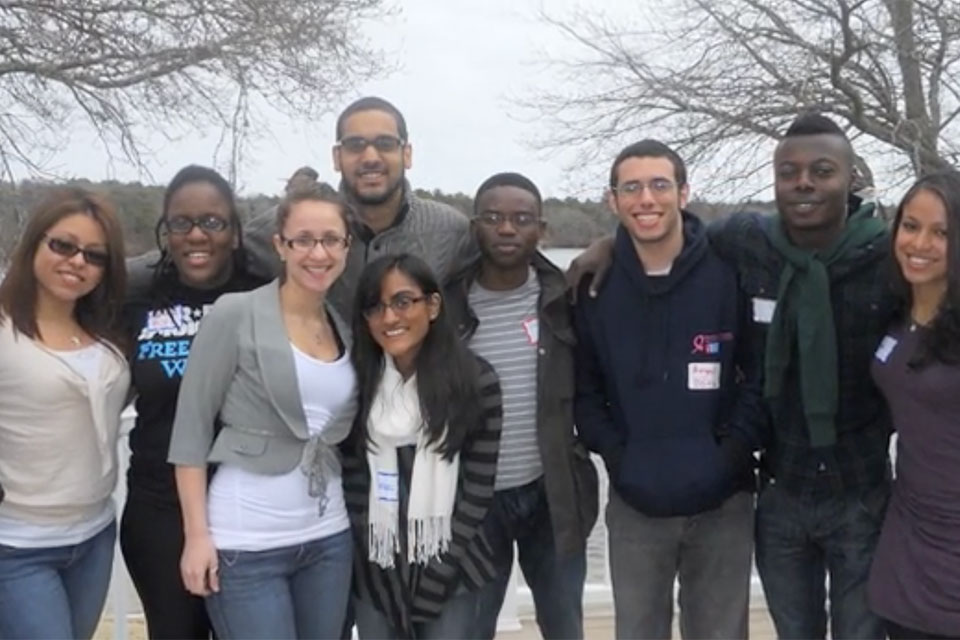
xmin=473 ymin=185 xmax=544 ymax=271
xmin=364 ymin=268 xmax=440 ymax=376
xmin=895 ymin=188 xmax=949 ymax=293
xmin=608 ymin=155 xmax=688 ymax=246
xmin=165 ymin=181 xmax=238 ymax=288
xmin=774 ymin=133 xmax=853 ymax=237
xmin=273 ymin=199 xmax=350 ymax=294
xmin=333 ymin=109 xmax=412 ymax=206
xmin=33 ymin=212 xmax=107 ymax=307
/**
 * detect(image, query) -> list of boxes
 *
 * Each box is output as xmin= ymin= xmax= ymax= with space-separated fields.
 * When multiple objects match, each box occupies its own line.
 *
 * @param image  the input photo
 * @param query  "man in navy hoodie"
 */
xmin=574 ymin=140 xmax=762 ymax=639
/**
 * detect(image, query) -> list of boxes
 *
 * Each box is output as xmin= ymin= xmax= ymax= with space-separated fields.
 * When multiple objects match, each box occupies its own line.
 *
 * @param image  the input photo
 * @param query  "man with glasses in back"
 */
xmin=573 ymin=140 xmax=761 ymax=639
xmin=244 ymin=96 xmax=474 ymax=319
xmin=444 ymin=172 xmax=599 ymax=639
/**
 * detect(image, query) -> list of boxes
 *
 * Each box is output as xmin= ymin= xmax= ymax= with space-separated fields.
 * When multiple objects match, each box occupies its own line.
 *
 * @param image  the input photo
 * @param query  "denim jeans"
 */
xmin=606 ymin=489 xmax=754 ymax=640
xmin=0 ymin=520 xmax=116 ymax=639
xmin=755 ymin=479 xmax=889 ymax=639
xmin=205 ymin=529 xmax=352 ymax=640
xmin=354 ymin=588 xmax=481 ymax=640
xmin=473 ymin=478 xmax=586 ymax=640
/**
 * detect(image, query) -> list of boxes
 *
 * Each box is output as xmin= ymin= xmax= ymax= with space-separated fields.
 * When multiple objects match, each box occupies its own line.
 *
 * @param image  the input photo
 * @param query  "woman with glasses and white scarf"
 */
xmin=342 ymin=253 xmax=502 ymax=640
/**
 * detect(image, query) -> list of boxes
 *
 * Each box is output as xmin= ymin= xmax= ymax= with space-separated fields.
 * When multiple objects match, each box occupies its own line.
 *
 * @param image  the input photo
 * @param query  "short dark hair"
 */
xmin=473 ymin=172 xmax=542 ymax=215
xmin=609 ymin=139 xmax=687 ymax=189
xmin=783 ymin=112 xmax=847 ymax=139
xmin=150 ymin=165 xmax=245 ymax=301
xmin=335 ymin=96 xmax=408 ymax=141
xmin=892 ymin=171 xmax=960 ymax=366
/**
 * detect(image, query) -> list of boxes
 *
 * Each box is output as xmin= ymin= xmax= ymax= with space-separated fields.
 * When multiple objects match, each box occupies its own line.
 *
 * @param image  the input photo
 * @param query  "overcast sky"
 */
xmin=49 ymin=0 xmax=644 ymax=201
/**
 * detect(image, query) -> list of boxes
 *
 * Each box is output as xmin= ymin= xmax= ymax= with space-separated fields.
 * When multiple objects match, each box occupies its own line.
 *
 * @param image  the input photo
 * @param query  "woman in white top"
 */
xmin=169 ymin=183 xmax=357 ymax=639
xmin=0 ymin=187 xmax=131 ymax=639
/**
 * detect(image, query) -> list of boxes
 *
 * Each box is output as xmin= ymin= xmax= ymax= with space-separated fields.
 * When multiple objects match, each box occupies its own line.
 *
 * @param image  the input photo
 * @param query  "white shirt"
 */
xmin=0 ymin=342 xmax=116 ymax=547
xmin=207 ymin=345 xmax=354 ymax=551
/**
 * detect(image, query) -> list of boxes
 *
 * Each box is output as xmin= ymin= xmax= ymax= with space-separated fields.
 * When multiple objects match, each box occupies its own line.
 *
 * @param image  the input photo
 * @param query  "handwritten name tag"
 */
xmin=752 ymin=297 xmax=776 ymax=324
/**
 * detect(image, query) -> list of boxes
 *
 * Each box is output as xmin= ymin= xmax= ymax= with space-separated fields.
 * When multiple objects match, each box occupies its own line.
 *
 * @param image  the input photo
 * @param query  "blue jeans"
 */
xmin=0 ymin=520 xmax=116 ymax=639
xmin=756 ymin=479 xmax=889 ymax=639
xmin=205 ymin=529 xmax=352 ymax=640
xmin=474 ymin=478 xmax=586 ymax=640
xmin=354 ymin=588 xmax=481 ymax=640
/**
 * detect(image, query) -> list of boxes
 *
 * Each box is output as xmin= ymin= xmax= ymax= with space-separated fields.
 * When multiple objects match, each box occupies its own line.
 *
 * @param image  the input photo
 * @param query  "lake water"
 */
xmin=542 ymin=247 xmax=584 ymax=271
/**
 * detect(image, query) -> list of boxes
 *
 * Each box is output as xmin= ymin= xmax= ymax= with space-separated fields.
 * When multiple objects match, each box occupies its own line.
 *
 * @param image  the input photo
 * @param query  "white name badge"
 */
xmin=688 ymin=362 xmax=722 ymax=390
xmin=752 ymin=297 xmax=777 ymax=324
xmin=522 ymin=317 xmax=539 ymax=346
xmin=376 ymin=471 xmax=399 ymax=503
xmin=875 ymin=335 xmax=898 ymax=363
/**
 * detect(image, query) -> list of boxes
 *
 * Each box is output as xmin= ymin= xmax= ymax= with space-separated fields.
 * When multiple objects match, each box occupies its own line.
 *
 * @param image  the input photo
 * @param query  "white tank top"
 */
xmin=207 ymin=344 xmax=355 ymax=551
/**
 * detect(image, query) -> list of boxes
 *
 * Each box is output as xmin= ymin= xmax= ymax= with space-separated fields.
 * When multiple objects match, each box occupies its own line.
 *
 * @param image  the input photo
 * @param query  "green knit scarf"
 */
xmin=764 ymin=203 xmax=886 ymax=447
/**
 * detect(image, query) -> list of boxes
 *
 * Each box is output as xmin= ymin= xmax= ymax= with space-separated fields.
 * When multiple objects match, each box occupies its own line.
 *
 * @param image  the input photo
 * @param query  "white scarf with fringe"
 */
xmin=366 ymin=358 xmax=459 ymax=569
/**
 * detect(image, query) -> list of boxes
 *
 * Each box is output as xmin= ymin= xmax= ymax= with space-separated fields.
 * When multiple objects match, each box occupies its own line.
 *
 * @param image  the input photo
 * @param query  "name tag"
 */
xmin=522 ymin=317 xmax=539 ymax=346
xmin=688 ymin=362 xmax=721 ymax=390
xmin=376 ymin=471 xmax=399 ymax=503
xmin=875 ymin=335 xmax=898 ymax=363
xmin=752 ymin=297 xmax=776 ymax=324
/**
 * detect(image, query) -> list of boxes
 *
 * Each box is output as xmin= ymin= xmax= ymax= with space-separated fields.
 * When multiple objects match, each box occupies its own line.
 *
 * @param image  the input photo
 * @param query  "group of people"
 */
xmin=0 ymin=94 xmax=955 ymax=640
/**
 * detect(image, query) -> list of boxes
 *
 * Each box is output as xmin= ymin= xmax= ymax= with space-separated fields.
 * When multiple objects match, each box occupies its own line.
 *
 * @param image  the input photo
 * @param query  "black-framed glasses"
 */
xmin=164 ymin=214 xmax=231 ymax=235
xmin=337 ymin=135 xmax=405 ymax=154
xmin=476 ymin=211 xmax=540 ymax=228
xmin=281 ymin=234 xmax=350 ymax=252
xmin=362 ymin=293 xmax=428 ymax=319
xmin=613 ymin=178 xmax=677 ymax=197
xmin=43 ymin=235 xmax=109 ymax=268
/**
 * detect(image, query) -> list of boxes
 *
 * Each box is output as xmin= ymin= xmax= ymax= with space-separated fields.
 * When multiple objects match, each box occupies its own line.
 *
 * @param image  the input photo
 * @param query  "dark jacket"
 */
xmin=444 ymin=251 xmax=600 ymax=557
xmin=574 ymin=213 xmax=760 ymax=517
xmin=708 ymin=208 xmax=895 ymax=495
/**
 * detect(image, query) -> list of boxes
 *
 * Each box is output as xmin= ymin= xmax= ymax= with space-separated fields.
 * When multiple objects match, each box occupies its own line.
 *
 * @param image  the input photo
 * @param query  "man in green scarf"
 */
xmin=709 ymin=113 xmax=895 ymax=639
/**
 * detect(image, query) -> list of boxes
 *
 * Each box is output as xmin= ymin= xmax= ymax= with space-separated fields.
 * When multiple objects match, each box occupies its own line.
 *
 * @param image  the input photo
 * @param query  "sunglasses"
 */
xmin=44 ymin=235 xmax=109 ymax=268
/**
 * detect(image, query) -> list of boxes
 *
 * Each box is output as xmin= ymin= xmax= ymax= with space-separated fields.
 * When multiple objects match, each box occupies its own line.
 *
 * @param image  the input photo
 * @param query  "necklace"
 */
xmin=69 ymin=335 xmax=81 ymax=346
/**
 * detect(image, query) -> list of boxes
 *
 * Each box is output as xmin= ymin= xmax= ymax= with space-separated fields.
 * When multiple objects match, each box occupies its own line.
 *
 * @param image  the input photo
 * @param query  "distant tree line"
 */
xmin=0 ymin=180 xmax=780 ymax=260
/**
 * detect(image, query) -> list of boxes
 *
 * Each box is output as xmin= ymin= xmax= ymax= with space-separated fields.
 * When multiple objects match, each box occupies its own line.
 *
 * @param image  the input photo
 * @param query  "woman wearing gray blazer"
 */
xmin=169 ymin=183 xmax=357 ymax=640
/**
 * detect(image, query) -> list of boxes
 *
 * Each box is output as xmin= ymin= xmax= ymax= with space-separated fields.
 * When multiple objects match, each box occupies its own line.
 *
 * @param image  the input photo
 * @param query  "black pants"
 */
xmin=120 ymin=492 xmax=213 ymax=640
xmin=886 ymin=619 xmax=960 ymax=640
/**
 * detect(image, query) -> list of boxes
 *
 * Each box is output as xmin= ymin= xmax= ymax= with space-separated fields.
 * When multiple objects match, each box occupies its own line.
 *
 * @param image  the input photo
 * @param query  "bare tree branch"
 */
xmin=526 ymin=0 xmax=960 ymax=198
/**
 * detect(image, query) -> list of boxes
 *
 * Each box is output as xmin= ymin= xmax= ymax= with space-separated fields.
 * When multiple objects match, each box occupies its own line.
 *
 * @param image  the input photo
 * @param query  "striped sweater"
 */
xmin=341 ymin=356 xmax=502 ymax=638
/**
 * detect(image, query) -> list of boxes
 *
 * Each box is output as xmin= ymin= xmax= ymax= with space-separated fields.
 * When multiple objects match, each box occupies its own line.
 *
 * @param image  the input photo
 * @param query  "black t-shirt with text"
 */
xmin=123 ymin=270 xmax=265 ymax=504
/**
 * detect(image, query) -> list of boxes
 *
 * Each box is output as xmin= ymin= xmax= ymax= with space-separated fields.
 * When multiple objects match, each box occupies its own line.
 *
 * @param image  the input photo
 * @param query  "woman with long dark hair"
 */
xmin=120 ymin=165 xmax=269 ymax=639
xmin=0 ymin=187 xmax=130 ymax=638
xmin=169 ymin=182 xmax=357 ymax=639
xmin=868 ymin=171 xmax=960 ymax=640
xmin=342 ymin=253 xmax=502 ymax=639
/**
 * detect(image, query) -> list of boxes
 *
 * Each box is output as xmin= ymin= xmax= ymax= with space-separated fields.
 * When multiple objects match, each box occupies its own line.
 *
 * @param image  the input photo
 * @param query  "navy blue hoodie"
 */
xmin=574 ymin=213 xmax=760 ymax=516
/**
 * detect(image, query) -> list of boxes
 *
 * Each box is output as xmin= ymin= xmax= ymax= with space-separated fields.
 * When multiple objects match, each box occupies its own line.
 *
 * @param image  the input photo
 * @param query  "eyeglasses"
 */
xmin=281 ymin=234 xmax=350 ymax=252
xmin=476 ymin=211 xmax=540 ymax=228
xmin=164 ymin=215 xmax=231 ymax=235
xmin=363 ymin=293 xmax=428 ymax=319
xmin=43 ymin=235 xmax=109 ymax=268
xmin=337 ymin=135 xmax=405 ymax=154
xmin=613 ymin=178 xmax=677 ymax=198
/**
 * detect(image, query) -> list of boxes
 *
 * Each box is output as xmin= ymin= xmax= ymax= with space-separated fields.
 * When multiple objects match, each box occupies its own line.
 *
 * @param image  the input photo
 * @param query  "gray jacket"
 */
xmin=168 ymin=280 xmax=357 ymax=491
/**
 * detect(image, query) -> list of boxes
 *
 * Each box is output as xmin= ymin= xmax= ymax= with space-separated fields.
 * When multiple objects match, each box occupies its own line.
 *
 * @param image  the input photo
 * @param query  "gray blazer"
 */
xmin=168 ymin=280 xmax=357 ymax=488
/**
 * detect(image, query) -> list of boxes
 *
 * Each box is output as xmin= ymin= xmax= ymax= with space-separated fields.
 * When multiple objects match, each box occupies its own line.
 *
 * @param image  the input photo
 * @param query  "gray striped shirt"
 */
xmin=469 ymin=269 xmax=542 ymax=490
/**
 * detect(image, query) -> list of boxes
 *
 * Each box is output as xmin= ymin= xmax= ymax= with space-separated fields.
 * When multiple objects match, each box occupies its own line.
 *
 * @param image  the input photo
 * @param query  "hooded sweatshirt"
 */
xmin=574 ymin=213 xmax=756 ymax=516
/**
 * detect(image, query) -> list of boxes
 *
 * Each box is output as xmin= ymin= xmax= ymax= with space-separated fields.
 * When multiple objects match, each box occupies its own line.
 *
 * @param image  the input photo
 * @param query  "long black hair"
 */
xmin=351 ymin=254 xmax=482 ymax=459
xmin=150 ymin=165 xmax=247 ymax=303
xmin=891 ymin=170 xmax=960 ymax=366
